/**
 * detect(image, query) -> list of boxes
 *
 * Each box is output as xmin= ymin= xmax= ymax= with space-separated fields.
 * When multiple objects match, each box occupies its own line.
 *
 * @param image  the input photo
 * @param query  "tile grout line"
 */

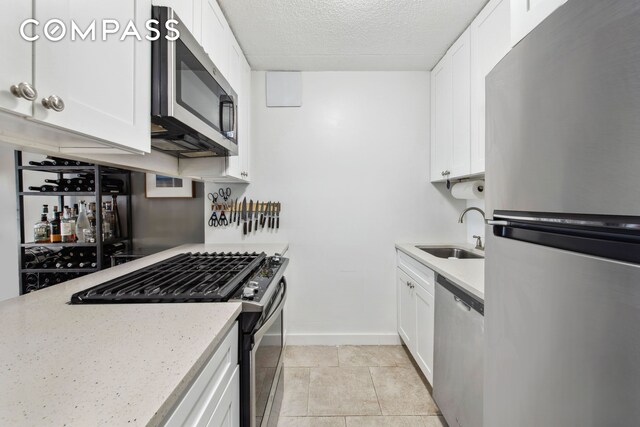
xmin=367 ymin=365 xmax=384 ymax=417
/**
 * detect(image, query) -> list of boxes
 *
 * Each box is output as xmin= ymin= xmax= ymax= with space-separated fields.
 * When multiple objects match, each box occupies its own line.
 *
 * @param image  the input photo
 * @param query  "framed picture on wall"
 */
xmin=145 ymin=174 xmax=195 ymax=198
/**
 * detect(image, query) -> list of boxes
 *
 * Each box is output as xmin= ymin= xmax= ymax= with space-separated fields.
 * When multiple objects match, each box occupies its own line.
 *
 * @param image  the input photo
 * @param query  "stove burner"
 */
xmin=70 ymin=252 xmax=267 ymax=304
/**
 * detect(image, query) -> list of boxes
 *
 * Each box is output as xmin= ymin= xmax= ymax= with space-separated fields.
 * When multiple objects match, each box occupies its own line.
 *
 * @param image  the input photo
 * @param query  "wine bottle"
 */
xmin=29 ymin=185 xmax=58 ymax=192
xmin=28 ymin=160 xmax=55 ymax=167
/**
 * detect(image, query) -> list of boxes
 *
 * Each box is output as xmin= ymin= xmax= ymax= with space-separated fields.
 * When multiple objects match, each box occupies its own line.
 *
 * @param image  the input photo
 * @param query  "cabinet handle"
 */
xmin=41 ymin=95 xmax=65 ymax=112
xmin=10 ymin=82 xmax=38 ymax=101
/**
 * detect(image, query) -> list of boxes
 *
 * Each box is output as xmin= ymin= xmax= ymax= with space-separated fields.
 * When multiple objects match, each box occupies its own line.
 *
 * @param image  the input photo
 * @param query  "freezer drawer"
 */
xmin=485 ymin=225 xmax=640 ymax=427
xmin=434 ymin=275 xmax=484 ymax=427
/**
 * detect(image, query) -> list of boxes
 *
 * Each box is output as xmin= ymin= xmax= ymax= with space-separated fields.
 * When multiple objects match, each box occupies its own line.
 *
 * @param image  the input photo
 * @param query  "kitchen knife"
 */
xmin=263 ymin=201 xmax=270 ymax=228
xmin=269 ymin=202 xmax=274 ymax=229
xmin=241 ymin=197 xmax=247 ymax=235
xmin=236 ymin=198 xmax=240 ymax=226
xmin=229 ymin=201 xmax=234 ymax=224
xmin=276 ymin=202 xmax=280 ymax=229
xmin=254 ymin=201 xmax=260 ymax=231
xmin=248 ymin=200 xmax=253 ymax=233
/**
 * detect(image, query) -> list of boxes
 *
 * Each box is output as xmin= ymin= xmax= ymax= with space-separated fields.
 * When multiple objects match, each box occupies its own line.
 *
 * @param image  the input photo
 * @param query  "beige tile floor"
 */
xmin=274 ymin=345 xmax=447 ymax=427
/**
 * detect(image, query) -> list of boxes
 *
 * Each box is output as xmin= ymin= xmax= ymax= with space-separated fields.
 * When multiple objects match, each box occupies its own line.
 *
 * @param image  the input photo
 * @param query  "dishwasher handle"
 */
xmin=436 ymin=274 xmax=484 ymax=316
xmin=454 ymin=296 xmax=471 ymax=311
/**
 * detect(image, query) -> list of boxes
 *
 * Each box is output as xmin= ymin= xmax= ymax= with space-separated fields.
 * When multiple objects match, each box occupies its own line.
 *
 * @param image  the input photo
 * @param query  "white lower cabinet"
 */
xmin=205 ymin=367 xmax=240 ymax=427
xmin=396 ymin=251 xmax=435 ymax=384
xmin=163 ymin=322 xmax=239 ymax=427
xmin=414 ymin=284 xmax=435 ymax=383
xmin=397 ymin=269 xmax=416 ymax=350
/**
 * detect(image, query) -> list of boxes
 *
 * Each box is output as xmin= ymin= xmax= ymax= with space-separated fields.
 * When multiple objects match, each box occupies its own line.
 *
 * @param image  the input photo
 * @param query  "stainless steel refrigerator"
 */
xmin=485 ymin=0 xmax=640 ymax=426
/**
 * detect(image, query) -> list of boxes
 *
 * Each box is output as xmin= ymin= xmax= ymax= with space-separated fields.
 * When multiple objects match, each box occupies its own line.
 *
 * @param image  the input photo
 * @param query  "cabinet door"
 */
xmin=225 ymin=56 xmax=251 ymax=182
xmin=204 ymin=366 xmax=240 ymax=427
xmin=152 ymin=0 xmax=200 ymax=42
xmin=510 ymin=0 xmax=567 ymax=47
xmin=430 ymin=55 xmax=453 ymax=182
xmin=414 ymin=285 xmax=435 ymax=385
xmin=0 ymin=1 xmax=33 ymax=116
xmin=226 ymin=34 xmax=243 ymax=93
xmin=470 ymin=0 xmax=511 ymax=175
xmin=201 ymin=0 xmax=229 ymax=78
xmin=449 ymin=29 xmax=471 ymax=179
xmin=397 ymin=269 xmax=416 ymax=351
xmin=33 ymin=0 xmax=151 ymax=153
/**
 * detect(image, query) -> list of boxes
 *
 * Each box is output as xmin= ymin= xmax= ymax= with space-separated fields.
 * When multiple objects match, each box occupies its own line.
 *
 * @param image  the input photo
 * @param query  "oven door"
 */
xmin=250 ymin=280 xmax=286 ymax=427
xmin=151 ymin=6 xmax=238 ymax=154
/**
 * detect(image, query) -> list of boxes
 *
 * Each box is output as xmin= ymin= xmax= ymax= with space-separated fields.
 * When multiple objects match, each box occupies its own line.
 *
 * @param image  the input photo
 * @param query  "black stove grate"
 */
xmin=70 ymin=252 xmax=267 ymax=303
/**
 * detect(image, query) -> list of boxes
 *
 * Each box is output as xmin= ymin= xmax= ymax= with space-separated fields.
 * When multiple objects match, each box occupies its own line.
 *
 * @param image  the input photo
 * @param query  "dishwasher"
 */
xmin=433 ymin=274 xmax=484 ymax=427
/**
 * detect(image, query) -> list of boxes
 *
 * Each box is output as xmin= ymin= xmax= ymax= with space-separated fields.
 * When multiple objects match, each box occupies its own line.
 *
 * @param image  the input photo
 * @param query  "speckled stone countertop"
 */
xmin=395 ymin=243 xmax=484 ymax=300
xmin=0 ymin=243 xmax=288 ymax=427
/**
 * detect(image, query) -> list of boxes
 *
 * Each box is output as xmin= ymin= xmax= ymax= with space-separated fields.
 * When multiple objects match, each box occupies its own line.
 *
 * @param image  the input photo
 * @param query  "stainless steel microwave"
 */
xmin=151 ymin=6 xmax=238 ymax=158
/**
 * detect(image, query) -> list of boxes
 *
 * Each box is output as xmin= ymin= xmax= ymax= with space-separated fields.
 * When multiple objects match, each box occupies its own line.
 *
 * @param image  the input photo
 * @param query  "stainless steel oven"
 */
xmin=240 ymin=278 xmax=286 ymax=427
xmin=151 ymin=6 xmax=238 ymax=158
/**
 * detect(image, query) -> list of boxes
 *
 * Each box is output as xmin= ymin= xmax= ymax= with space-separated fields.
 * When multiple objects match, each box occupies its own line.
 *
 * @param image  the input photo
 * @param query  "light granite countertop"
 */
xmin=395 ymin=242 xmax=484 ymax=300
xmin=0 ymin=243 xmax=288 ymax=427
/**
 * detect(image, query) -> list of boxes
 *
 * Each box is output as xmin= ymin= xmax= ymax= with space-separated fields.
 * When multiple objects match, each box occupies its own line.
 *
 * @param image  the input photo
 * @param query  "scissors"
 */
xmin=217 ymin=210 xmax=229 ymax=226
xmin=207 ymin=192 xmax=219 ymax=204
xmin=218 ymin=187 xmax=231 ymax=201
xmin=208 ymin=211 xmax=219 ymax=227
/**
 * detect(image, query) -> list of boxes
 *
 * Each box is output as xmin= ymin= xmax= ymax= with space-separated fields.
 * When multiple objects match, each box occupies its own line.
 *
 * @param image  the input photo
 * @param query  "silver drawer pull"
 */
xmin=41 ymin=95 xmax=65 ymax=112
xmin=10 ymin=82 xmax=38 ymax=101
xmin=487 ymin=220 xmax=509 ymax=226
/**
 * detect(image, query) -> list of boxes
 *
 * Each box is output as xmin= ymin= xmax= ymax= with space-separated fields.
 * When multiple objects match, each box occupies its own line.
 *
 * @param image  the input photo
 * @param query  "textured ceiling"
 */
xmin=217 ymin=0 xmax=488 ymax=71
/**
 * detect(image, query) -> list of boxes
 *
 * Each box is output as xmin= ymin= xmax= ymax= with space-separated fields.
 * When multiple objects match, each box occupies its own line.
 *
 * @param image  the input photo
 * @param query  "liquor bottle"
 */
xmin=102 ymin=201 xmax=114 ymax=240
xmin=33 ymin=213 xmax=50 ymax=243
xmin=112 ymin=195 xmax=121 ymax=238
xmin=61 ymin=208 xmax=75 ymax=243
xmin=28 ymin=185 xmax=58 ymax=192
xmin=84 ymin=218 xmax=97 ymax=243
xmin=50 ymin=212 xmax=62 ymax=243
xmin=75 ymin=201 xmax=91 ymax=243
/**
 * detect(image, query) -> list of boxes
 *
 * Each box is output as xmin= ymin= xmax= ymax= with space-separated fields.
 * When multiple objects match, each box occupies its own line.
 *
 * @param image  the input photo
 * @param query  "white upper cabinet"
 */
xmin=430 ymin=0 xmax=512 ymax=182
xmin=510 ymin=0 xmax=567 ymax=47
xmin=201 ymin=0 xmax=230 ymax=78
xmin=33 ymin=0 xmax=151 ymax=153
xmin=226 ymin=34 xmax=243 ymax=93
xmin=152 ymin=0 xmax=202 ymax=42
xmin=430 ymin=28 xmax=471 ymax=182
xmin=470 ymin=0 xmax=511 ymax=174
xmin=430 ymin=55 xmax=453 ymax=182
xmin=449 ymin=29 xmax=472 ymax=178
xmin=225 ymin=56 xmax=251 ymax=182
xmin=0 ymin=2 xmax=33 ymax=117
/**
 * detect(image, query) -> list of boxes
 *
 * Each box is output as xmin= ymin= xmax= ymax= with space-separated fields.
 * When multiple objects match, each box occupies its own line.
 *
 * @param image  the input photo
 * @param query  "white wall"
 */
xmin=465 ymin=198 xmax=486 ymax=246
xmin=206 ymin=71 xmax=466 ymax=344
xmin=0 ymin=144 xmax=19 ymax=301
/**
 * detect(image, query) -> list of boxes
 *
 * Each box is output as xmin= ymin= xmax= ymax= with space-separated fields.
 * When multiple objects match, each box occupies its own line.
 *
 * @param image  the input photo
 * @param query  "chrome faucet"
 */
xmin=458 ymin=207 xmax=486 ymax=224
xmin=458 ymin=207 xmax=486 ymax=250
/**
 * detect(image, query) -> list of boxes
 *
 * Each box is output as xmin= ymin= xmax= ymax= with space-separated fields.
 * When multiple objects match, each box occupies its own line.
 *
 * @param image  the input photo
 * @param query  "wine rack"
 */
xmin=15 ymin=151 xmax=133 ymax=294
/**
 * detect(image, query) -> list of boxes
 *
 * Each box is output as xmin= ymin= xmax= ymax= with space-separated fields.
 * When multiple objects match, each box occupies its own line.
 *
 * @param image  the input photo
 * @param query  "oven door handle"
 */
xmin=252 ymin=279 xmax=287 ymax=348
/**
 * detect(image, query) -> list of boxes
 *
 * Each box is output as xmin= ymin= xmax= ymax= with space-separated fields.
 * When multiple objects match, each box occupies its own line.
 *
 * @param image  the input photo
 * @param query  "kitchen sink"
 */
xmin=417 ymin=246 xmax=484 ymax=260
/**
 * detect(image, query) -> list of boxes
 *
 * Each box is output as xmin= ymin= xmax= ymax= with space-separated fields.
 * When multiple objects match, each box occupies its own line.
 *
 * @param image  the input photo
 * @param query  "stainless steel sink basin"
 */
xmin=417 ymin=246 xmax=484 ymax=260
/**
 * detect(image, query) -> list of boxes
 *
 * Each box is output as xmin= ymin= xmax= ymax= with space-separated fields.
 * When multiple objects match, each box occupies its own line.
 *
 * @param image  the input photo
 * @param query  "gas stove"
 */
xmin=70 ymin=251 xmax=288 ymax=311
